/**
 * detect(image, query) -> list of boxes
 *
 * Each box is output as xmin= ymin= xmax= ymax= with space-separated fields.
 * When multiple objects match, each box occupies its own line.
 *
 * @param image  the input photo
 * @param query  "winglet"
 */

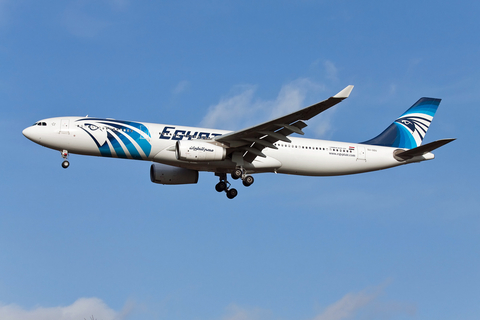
xmin=333 ymin=85 xmax=354 ymax=98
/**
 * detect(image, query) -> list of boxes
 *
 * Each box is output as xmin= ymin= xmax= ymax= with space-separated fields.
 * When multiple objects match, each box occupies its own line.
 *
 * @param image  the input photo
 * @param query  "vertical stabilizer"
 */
xmin=362 ymin=97 xmax=441 ymax=149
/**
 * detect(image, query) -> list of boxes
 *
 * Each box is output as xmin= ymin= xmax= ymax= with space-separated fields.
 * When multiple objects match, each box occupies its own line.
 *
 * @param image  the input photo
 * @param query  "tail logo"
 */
xmin=395 ymin=114 xmax=432 ymax=147
xmin=361 ymin=97 xmax=441 ymax=149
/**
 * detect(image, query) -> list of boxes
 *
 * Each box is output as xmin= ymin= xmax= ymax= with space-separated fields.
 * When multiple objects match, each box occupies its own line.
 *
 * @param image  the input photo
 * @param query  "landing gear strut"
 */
xmin=215 ymin=167 xmax=255 ymax=199
xmin=61 ymin=150 xmax=70 ymax=169
xmin=215 ymin=173 xmax=238 ymax=199
xmin=233 ymin=167 xmax=255 ymax=187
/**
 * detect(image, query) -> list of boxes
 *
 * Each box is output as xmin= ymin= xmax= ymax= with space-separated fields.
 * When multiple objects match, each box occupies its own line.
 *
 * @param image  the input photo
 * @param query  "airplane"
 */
xmin=22 ymin=85 xmax=455 ymax=199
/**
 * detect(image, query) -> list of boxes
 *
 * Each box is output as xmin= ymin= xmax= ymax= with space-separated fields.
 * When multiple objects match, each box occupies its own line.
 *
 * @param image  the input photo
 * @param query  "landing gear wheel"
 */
xmin=215 ymin=181 xmax=227 ymax=192
xmin=226 ymin=188 xmax=238 ymax=199
xmin=242 ymin=175 xmax=254 ymax=187
xmin=231 ymin=168 xmax=243 ymax=180
xmin=61 ymin=160 xmax=70 ymax=169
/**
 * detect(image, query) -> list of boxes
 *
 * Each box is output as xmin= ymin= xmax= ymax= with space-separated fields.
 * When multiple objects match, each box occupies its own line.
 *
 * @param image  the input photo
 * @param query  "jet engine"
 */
xmin=150 ymin=163 xmax=199 ymax=185
xmin=175 ymin=140 xmax=226 ymax=161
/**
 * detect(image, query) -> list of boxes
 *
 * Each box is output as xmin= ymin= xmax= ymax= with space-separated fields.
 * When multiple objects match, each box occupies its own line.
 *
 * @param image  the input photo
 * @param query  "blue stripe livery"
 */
xmin=362 ymin=98 xmax=441 ymax=149
xmin=76 ymin=118 xmax=152 ymax=159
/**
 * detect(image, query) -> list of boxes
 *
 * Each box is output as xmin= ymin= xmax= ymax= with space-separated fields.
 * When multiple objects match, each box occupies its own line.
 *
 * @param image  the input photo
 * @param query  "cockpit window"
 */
xmin=35 ymin=122 xmax=47 ymax=126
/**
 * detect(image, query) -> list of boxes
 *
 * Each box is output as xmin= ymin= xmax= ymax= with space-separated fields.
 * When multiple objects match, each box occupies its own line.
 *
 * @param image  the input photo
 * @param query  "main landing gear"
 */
xmin=215 ymin=173 xmax=237 ymax=199
xmin=230 ymin=167 xmax=254 ymax=187
xmin=215 ymin=167 xmax=255 ymax=199
xmin=61 ymin=150 xmax=70 ymax=169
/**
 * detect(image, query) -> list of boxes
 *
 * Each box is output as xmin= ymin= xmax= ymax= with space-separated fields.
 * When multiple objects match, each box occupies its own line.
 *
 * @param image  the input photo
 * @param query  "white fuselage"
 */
xmin=22 ymin=116 xmax=434 ymax=176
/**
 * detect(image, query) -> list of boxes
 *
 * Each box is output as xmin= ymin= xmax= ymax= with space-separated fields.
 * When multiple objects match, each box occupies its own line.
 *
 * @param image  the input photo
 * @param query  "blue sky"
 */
xmin=1 ymin=1 xmax=479 ymax=319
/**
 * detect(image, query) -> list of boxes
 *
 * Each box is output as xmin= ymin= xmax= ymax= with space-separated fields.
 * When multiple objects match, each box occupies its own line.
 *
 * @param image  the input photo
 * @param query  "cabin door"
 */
xmin=357 ymin=146 xmax=366 ymax=161
xmin=60 ymin=119 xmax=70 ymax=134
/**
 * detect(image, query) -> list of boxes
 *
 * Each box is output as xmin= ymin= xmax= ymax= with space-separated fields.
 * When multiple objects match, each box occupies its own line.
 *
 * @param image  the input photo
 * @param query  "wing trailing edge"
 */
xmin=215 ymin=85 xmax=354 ymax=163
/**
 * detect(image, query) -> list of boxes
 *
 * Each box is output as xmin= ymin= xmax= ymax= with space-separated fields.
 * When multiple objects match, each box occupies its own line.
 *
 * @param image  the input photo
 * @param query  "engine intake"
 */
xmin=175 ymin=140 xmax=226 ymax=162
xmin=150 ymin=163 xmax=199 ymax=185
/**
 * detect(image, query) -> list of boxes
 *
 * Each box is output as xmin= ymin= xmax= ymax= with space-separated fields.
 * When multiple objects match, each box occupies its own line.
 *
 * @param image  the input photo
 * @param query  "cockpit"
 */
xmin=33 ymin=122 xmax=47 ymax=126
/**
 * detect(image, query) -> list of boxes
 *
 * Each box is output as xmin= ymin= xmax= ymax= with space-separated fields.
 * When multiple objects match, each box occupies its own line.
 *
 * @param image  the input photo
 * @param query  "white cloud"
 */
xmin=199 ymin=84 xmax=258 ymax=130
xmin=324 ymin=60 xmax=338 ymax=82
xmin=172 ymin=80 xmax=190 ymax=95
xmin=221 ymin=304 xmax=271 ymax=320
xmin=107 ymin=0 xmax=129 ymax=11
xmin=218 ymin=283 xmax=415 ymax=320
xmin=312 ymin=288 xmax=379 ymax=320
xmin=62 ymin=5 xmax=112 ymax=38
xmin=313 ymin=283 xmax=416 ymax=320
xmin=61 ymin=0 xmax=129 ymax=38
xmin=199 ymin=78 xmax=329 ymax=134
xmin=388 ymin=84 xmax=397 ymax=95
xmin=0 ymin=297 xmax=131 ymax=320
xmin=309 ymin=59 xmax=339 ymax=83
xmin=269 ymin=78 xmax=324 ymax=119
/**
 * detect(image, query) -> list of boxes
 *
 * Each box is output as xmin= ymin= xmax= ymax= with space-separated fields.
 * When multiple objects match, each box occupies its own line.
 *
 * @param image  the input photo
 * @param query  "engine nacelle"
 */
xmin=150 ymin=163 xmax=199 ymax=185
xmin=175 ymin=140 xmax=226 ymax=162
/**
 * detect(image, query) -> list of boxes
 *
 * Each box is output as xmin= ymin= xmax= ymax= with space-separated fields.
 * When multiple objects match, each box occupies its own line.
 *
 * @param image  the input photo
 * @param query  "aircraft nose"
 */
xmin=22 ymin=126 xmax=35 ymax=141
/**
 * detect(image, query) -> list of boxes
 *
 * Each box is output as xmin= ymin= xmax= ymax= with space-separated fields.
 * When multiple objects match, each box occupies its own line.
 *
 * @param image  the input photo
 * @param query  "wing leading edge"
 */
xmin=215 ymin=85 xmax=354 ymax=163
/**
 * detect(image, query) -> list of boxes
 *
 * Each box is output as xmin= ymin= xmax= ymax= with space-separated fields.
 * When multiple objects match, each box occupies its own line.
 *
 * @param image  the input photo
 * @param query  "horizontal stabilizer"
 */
xmin=394 ymin=138 xmax=455 ymax=160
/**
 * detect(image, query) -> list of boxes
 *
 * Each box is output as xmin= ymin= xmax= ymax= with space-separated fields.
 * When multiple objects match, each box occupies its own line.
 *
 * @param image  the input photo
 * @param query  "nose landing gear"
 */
xmin=61 ymin=150 xmax=70 ymax=168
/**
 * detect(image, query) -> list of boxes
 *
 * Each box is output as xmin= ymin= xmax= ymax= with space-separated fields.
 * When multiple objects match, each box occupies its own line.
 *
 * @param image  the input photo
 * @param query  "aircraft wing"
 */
xmin=215 ymin=85 xmax=354 ymax=163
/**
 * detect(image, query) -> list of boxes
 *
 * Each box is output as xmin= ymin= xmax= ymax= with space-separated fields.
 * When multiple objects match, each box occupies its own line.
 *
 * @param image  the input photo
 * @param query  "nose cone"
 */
xmin=22 ymin=126 xmax=35 ymax=140
xmin=22 ymin=127 xmax=31 ymax=139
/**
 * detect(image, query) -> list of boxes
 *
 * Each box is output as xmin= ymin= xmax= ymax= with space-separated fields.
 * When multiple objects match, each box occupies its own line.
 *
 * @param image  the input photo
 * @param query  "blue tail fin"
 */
xmin=362 ymin=97 xmax=441 ymax=149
